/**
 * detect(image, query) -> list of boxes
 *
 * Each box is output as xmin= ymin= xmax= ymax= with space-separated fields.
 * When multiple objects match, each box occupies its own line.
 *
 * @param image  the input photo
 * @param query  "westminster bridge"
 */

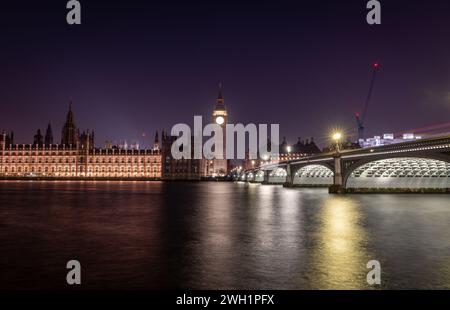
xmin=240 ymin=135 xmax=450 ymax=193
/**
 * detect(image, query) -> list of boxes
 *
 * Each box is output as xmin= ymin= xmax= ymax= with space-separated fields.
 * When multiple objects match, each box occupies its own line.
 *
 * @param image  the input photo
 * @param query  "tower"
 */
xmin=33 ymin=129 xmax=44 ymax=146
xmin=153 ymin=131 xmax=160 ymax=151
xmin=79 ymin=129 xmax=95 ymax=150
xmin=0 ymin=131 xmax=6 ymax=150
xmin=1 ymin=131 xmax=13 ymax=150
xmin=45 ymin=122 xmax=53 ymax=145
xmin=211 ymin=82 xmax=229 ymax=176
xmin=61 ymin=102 xmax=79 ymax=146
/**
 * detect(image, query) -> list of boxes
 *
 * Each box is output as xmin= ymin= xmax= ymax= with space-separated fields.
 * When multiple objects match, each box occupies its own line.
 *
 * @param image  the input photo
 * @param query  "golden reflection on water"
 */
xmin=438 ymin=257 xmax=450 ymax=289
xmin=311 ymin=196 xmax=370 ymax=289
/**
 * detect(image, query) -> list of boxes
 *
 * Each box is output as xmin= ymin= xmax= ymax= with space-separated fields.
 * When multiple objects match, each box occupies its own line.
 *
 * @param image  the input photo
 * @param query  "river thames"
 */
xmin=0 ymin=181 xmax=449 ymax=289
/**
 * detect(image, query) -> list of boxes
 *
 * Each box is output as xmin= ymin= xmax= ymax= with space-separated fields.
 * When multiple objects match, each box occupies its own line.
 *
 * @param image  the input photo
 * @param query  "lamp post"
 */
xmin=332 ymin=132 xmax=342 ymax=153
xmin=330 ymin=131 xmax=344 ymax=194
xmin=286 ymin=146 xmax=292 ymax=160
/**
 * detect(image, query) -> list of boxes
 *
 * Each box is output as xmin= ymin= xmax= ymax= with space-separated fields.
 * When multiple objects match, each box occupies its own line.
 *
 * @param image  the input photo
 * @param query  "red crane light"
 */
xmin=373 ymin=62 xmax=380 ymax=69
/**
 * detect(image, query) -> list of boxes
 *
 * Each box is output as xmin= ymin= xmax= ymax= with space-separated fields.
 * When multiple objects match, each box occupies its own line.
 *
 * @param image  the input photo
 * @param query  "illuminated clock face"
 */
xmin=215 ymin=116 xmax=225 ymax=125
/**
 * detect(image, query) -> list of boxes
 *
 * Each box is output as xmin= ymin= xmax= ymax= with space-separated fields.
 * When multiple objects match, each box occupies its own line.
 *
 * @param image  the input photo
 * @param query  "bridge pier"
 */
xmin=329 ymin=155 xmax=346 ymax=194
xmin=261 ymin=170 xmax=270 ymax=184
xmin=284 ymin=163 xmax=295 ymax=187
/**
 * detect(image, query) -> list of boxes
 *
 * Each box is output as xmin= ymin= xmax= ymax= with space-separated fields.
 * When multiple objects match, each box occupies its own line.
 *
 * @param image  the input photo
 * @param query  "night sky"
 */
xmin=1 ymin=0 xmax=449 ymax=148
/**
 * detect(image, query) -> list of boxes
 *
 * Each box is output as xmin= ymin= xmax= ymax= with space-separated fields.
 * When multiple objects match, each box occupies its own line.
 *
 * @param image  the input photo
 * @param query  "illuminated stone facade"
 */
xmin=0 ymin=144 xmax=161 ymax=178
xmin=0 ymin=105 xmax=162 ymax=179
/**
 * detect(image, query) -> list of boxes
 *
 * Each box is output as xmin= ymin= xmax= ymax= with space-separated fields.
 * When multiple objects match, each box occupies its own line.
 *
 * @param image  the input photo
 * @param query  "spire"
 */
xmin=215 ymin=82 xmax=226 ymax=111
xmin=61 ymin=101 xmax=78 ymax=146
xmin=45 ymin=122 xmax=53 ymax=145
xmin=218 ymin=81 xmax=224 ymax=100
xmin=66 ymin=101 xmax=74 ymax=123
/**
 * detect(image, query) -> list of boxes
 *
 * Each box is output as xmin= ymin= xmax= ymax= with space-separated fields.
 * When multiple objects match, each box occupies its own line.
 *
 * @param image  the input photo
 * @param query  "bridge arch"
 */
xmin=254 ymin=170 xmax=265 ymax=182
xmin=293 ymin=164 xmax=334 ymax=186
xmin=268 ymin=167 xmax=287 ymax=184
xmin=246 ymin=171 xmax=255 ymax=182
xmin=345 ymin=156 xmax=450 ymax=189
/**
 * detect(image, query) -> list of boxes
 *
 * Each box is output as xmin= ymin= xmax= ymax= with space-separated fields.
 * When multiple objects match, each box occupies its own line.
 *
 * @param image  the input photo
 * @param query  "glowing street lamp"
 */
xmin=332 ymin=132 xmax=342 ymax=152
xmin=287 ymin=146 xmax=292 ymax=153
xmin=332 ymin=132 xmax=342 ymax=141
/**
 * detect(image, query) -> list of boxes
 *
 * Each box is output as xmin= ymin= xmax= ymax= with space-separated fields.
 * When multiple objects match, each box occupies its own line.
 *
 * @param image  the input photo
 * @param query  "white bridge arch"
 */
xmin=346 ymin=157 xmax=450 ymax=189
xmin=293 ymin=164 xmax=334 ymax=186
xmin=268 ymin=167 xmax=287 ymax=184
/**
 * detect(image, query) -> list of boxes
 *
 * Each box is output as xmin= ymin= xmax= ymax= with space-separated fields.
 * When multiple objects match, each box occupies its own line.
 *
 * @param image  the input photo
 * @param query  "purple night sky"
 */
xmin=1 ymin=0 xmax=449 ymax=148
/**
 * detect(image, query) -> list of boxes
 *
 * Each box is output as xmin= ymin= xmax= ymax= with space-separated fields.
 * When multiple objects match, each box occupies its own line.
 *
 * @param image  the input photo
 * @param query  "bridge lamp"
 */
xmin=332 ymin=132 xmax=342 ymax=152
xmin=287 ymin=146 xmax=292 ymax=153
xmin=332 ymin=132 xmax=342 ymax=141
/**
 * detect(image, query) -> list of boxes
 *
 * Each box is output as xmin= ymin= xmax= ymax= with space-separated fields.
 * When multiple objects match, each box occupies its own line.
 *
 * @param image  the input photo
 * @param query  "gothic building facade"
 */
xmin=160 ymin=85 xmax=230 ymax=180
xmin=161 ymin=132 xmax=204 ymax=180
xmin=0 ymin=104 xmax=161 ymax=179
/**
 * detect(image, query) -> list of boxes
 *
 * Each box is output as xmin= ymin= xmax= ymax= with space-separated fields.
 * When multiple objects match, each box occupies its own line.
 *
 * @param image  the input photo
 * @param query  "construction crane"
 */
xmin=355 ymin=62 xmax=380 ymax=142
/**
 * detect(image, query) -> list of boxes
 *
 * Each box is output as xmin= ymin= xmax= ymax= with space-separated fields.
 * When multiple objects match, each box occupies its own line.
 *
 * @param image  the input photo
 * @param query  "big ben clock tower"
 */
xmin=211 ymin=83 xmax=229 ymax=176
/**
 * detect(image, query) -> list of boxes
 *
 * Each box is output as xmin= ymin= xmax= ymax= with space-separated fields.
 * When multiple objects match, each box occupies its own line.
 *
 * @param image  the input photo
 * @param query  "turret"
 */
xmin=79 ymin=129 xmax=95 ymax=150
xmin=0 ymin=131 xmax=6 ymax=150
xmin=45 ymin=122 xmax=53 ymax=145
xmin=153 ymin=131 xmax=160 ymax=150
xmin=33 ymin=129 xmax=44 ymax=146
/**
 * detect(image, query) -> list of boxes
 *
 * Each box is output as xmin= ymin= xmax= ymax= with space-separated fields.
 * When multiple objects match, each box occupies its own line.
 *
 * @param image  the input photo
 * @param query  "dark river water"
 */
xmin=0 ymin=181 xmax=449 ymax=290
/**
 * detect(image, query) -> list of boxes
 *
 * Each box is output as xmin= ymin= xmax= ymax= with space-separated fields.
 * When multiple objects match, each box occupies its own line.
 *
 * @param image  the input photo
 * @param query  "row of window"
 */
xmin=0 ymin=158 xmax=161 ymax=164
xmin=1 ymin=152 xmax=77 ymax=156
xmin=1 ymin=151 xmax=160 ymax=156
xmin=1 ymin=166 xmax=161 ymax=173
xmin=2 ymin=172 xmax=161 ymax=177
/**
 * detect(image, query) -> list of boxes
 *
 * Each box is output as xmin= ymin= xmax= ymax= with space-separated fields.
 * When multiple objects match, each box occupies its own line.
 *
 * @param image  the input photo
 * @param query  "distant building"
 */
xmin=244 ymin=136 xmax=322 ymax=170
xmin=322 ymin=140 xmax=360 ymax=153
xmin=0 ymin=104 xmax=161 ymax=179
xmin=359 ymin=133 xmax=422 ymax=148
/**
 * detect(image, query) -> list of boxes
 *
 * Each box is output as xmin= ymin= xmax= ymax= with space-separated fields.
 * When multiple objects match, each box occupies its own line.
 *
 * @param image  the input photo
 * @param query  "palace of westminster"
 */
xmin=0 ymin=88 xmax=321 ymax=180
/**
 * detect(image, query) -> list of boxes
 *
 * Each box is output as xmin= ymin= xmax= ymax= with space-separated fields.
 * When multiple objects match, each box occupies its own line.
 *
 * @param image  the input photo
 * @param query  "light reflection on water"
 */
xmin=311 ymin=197 xmax=369 ymax=289
xmin=0 ymin=181 xmax=449 ymax=289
